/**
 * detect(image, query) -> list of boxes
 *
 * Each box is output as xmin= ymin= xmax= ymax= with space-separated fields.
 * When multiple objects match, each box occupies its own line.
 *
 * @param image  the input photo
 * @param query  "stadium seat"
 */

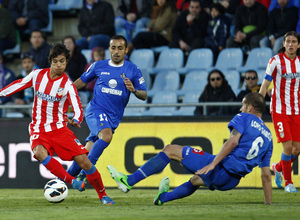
xmin=224 ymin=70 xmax=241 ymax=96
xmin=211 ymin=48 xmax=243 ymax=72
xmin=142 ymin=91 xmax=177 ymax=116
xmin=105 ymin=49 xmax=110 ymax=59
xmin=176 ymin=70 xmax=208 ymax=97
xmin=151 ymin=45 xmax=169 ymax=54
xmin=148 ymin=70 xmax=180 ymax=97
xmin=40 ymin=9 xmax=53 ymax=34
xmin=257 ymin=69 xmax=266 ymax=85
xmin=148 ymin=49 xmax=184 ymax=74
xmin=172 ymin=91 xmax=201 ymax=116
xmin=177 ymin=49 xmax=214 ymax=74
xmin=123 ymin=94 xmax=147 ymax=116
xmin=81 ymin=49 xmax=92 ymax=63
xmin=238 ymin=48 xmax=273 ymax=73
xmin=49 ymin=0 xmax=83 ymax=11
xmin=130 ymin=49 xmax=155 ymax=70
xmin=3 ymin=30 xmax=21 ymax=57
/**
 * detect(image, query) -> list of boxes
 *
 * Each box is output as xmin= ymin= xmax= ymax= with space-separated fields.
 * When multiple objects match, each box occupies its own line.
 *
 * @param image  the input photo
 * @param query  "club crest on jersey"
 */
xmin=192 ymin=148 xmax=204 ymax=155
xmin=57 ymin=87 xmax=64 ymax=96
xmin=74 ymin=139 xmax=82 ymax=146
xmin=121 ymin=73 xmax=126 ymax=79
xmin=280 ymin=132 xmax=284 ymax=138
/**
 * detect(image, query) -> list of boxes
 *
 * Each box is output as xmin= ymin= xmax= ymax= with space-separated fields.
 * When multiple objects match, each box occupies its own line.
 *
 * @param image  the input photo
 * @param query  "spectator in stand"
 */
xmin=115 ymin=0 xmax=153 ymax=42
xmin=27 ymin=30 xmax=51 ymax=68
xmin=76 ymin=0 xmax=115 ymax=50
xmin=204 ymin=3 xmax=228 ymax=62
xmin=8 ymin=0 xmax=49 ymax=38
xmin=0 ymin=53 xmax=15 ymax=107
xmin=0 ymin=2 xmax=16 ymax=54
xmin=10 ymin=52 xmax=35 ymax=117
xmin=226 ymin=0 xmax=268 ymax=51
xmin=85 ymin=47 xmax=106 ymax=94
xmin=194 ymin=69 xmax=236 ymax=116
xmin=259 ymin=0 xmax=298 ymax=55
xmin=170 ymin=0 xmax=210 ymax=53
xmin=127 ymin=0 xmax=177 ymax=55
xmin=63 ymin=36 xmax=89 ymax=104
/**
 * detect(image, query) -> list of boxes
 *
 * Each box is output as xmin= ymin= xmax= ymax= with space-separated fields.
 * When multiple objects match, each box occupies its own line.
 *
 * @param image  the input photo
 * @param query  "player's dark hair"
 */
xmin=277 ymin=31 xmax=300 ymax=55
xmin=48 ymin=43 xmax=70 ymax=64
xmin=110 ymin=35 xmax=128 ymax=48
xmin=244 ymin=92 xmax=265 ymax=114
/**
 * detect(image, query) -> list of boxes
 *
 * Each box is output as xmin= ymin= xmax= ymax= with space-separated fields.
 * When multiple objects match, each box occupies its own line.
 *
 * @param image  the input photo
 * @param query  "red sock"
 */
xmin=281 ymin=159 xmax=293 ymax=186
xmin=275 ymin=161 xmax=282 ymax=172
xmin=44 ymin=157 xmax=75 ymax=185
xmin=86 ymin=169 xmax=107 ymax=200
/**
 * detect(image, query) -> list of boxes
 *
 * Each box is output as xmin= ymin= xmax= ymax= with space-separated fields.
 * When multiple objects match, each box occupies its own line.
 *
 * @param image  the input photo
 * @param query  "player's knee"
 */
xmin=162 ymin=144 xmax=182 ymax=160
xmin=162 ymin=144 xmax=173 ymax=155
xmin=190 ymin=175 xmax=204 ymax=187
xmin=32 ymin=145 xmax=48 ymax=161
xmin=74 ymin=154 xmax=92 ymax=170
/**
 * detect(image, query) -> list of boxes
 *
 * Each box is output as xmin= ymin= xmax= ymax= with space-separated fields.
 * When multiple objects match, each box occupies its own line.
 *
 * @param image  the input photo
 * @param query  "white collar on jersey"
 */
xmin=108 ymin=60 xmax=124 ymax=67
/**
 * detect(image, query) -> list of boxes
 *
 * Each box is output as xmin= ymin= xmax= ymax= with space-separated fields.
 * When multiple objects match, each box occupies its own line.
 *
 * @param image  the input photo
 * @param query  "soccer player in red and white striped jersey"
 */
xmin=0 ymin=43 xmax=115 ymax=204
xmin=260 ymin=31 xmax=300 ymax=193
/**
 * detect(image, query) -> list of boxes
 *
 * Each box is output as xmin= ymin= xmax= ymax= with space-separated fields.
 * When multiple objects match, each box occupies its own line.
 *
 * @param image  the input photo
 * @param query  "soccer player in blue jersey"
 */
xmin=108 ymin=92 xmax=273 ymax=205
xmin=67 ymin=35 xmax=147 ymax=183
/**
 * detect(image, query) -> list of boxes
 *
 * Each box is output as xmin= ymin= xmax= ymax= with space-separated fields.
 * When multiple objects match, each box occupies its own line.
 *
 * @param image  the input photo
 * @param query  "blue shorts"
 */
xmin=181 ymin=146 xmax=241 ymax=191
xmin=84 ymin=103 xmax=116 ymax=143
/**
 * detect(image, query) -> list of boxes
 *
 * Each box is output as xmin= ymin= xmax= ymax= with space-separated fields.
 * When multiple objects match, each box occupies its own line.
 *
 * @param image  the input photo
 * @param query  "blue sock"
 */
xmin=127 ymin=152 xmax=170 ymax=186
xmin=41 ymin=156 xmax=51 ymax=166
xmin=77 ymin=139 xmax=109 ymax=178
xmin=84 ymin=165 xmax=96 ymax=175
xmin=88 ymin=139 xmax=109 ymax=165
xmin=281 ymin=153 xmax=291 ymax=161
xmin=160 ymin=180 xmax=199 ymax=204
xmin=67 ymin=161 xmax=81 ymax=177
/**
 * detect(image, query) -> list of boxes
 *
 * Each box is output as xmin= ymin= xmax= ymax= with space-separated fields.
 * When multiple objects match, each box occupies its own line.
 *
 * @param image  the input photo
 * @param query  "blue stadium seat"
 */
xmin=211 ymin=48 xmax=243 ymax=72
xmin=148 ymin=70 xmax=180 ymax=97
xmin=123 ymin=94 xmax=147 ymax=116
xmin=105 ymin=49 xmax=110 ymax=59
xmin=177 ymin=49 xmax=213 ymax=74
xmin=176 ymin=70 xmax=208 ymax=97
xmin=148 ymin=49 xmax=184 ymax=74
xmin=151 ymin=46 xmax=169 ymax=54
xmin=49 ymin=0 xmax=83 ymax=11
xmin=40 ymin=9 xmax=53 ymax=34
xmin=238 ymin=48 xmax=273 ymax=73
xmin=81 ymin=49 xmax=92 ymax=63
xmin=224 ymin=70 xmax=241 ymax=96
xmin=142 ymin=91 xmax=177 ymax=116
xmin=172 ymin=91 xmax=201 ymax=116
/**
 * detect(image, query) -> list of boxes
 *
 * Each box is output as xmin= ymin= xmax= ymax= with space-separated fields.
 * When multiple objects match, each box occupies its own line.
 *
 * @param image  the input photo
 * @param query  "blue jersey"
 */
xmin=81 ymin=59 xmax=147 ymax=125
xmin=221 ymin=113 xmax=273 ymax=177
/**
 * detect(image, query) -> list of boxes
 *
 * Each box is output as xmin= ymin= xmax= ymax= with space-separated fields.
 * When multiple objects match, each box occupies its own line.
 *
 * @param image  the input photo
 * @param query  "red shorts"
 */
xmin=30 ymin=127 xmax=88 ymax=161
xmin=271 ymin=112 xmax=300 ymax=143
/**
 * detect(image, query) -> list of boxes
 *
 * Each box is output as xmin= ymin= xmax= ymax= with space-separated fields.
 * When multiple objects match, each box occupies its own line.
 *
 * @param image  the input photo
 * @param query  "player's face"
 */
xmin=283 ymin=35 xmax=300 ymax=55
xmin=109 ymin=39 xmax=128 ymax=65
xmin=22 ymin=58 xmax=35 ymax=74
xmin=50 ymin=54 xmax=67 ymax=76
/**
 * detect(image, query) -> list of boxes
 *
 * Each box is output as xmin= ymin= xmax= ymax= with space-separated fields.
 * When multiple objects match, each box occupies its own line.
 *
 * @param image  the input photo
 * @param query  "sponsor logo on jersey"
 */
xmin=36 ymin=91 xmax=61 ymax=102
xmin=139 ymin=77 xmax=145 ymax=84
xmin=57 ymin=87 xmax=64 ymax=96
xmin=282 ymin=72 xmax=300 ymax=79
xmin=101 ymin=87 xmax=122 ymax=96
xmin=108 ymin=79 xmax=117 ymax=88
xmin=101 ymin=72 xmax=110 ymax=75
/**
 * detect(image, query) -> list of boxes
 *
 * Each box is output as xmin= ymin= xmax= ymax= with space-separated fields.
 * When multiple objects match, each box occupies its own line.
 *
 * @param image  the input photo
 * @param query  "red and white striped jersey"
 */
xmin=0 ymin=68 xmax=83 ymax=133
xmin=266 ymin=53 xmax=300 ymax=115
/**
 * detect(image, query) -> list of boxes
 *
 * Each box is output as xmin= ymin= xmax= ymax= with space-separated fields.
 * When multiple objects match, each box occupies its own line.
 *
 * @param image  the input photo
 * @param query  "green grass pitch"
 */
xmin=0 ymin=188 xmax=299 ymax=220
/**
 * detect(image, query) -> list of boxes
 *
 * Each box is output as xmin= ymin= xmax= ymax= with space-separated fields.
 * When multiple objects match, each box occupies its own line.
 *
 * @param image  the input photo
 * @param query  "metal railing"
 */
xmin=0 ymin=101 xmax=270 ymax=117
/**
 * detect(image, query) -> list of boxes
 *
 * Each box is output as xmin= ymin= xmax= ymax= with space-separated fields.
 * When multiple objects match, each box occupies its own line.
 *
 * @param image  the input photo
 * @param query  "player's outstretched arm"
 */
xmin=74 ymin=78 xmax=87 ymax=90
xmin=261 ymin=166 xmax=272 ymax=205
xmin=259 ymin=79 xmax=271 ymax=98
xmin=196 ymin=129 xmax=241 ymax=175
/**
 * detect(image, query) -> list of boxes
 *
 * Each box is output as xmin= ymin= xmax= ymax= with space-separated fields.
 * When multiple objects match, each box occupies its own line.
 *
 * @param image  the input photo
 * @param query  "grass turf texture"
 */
xmin=0 ymin=188 xmax=299 ymax=220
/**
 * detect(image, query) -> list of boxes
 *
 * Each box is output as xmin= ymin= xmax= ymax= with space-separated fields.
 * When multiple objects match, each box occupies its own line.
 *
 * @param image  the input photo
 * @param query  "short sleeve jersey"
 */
xmin=221 ymin=113 xmax=273 ymax=177
xmin=81 ymin=60 xmax=146 ymax=123
xmin=265 ymin=53 xmax=300 ymax=115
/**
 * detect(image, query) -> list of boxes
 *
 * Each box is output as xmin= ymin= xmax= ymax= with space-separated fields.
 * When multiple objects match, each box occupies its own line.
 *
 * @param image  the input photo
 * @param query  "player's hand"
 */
xmin=65 ymin=117 xmax=81 ymax=128
xmin=124 ymin=78 xmax=135 ymax=93
xmin=195 ymin=163 xmax=215 ymax=175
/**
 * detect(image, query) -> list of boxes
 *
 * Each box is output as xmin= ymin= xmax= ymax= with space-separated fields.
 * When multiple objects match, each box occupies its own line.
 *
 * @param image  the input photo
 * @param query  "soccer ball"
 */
xmin=44 ymin=179 xmax=68 ymax=203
